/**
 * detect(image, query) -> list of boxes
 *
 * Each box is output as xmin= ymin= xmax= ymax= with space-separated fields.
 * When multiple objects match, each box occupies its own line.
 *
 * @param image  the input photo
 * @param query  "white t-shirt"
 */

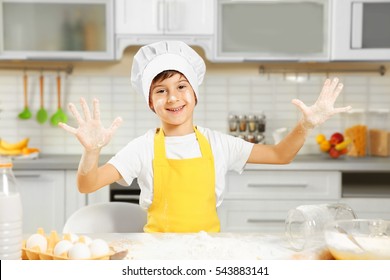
xmin=108 ymin=126 xmax=254 ymax=210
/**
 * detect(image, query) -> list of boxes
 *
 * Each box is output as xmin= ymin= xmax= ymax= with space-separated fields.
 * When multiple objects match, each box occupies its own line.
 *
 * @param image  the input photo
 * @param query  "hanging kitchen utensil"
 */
xmin=18 ymin=73 xmax=32 ymax=120
xmin=50 ymin=74 xmax=68 ymax=126
xmin=36 ymin=74 xmax=48 ymax=124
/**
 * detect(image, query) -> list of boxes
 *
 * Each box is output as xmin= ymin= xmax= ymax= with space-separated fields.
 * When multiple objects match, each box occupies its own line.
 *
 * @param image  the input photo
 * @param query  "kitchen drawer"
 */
xmin=218 ymin=199 xmax=337 ymax=233
xmin=340 ymin=198 xmax=390 ymax=220
xmin=226 ymin=171 xmax=341 ymax=200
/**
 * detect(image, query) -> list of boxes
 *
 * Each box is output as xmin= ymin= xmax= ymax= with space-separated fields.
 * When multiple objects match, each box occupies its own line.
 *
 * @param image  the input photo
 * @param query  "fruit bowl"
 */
xmin=324 ymin=219 xmax=390 ymax=260
xmin=316 ymin=132 xmax=350 ymax=159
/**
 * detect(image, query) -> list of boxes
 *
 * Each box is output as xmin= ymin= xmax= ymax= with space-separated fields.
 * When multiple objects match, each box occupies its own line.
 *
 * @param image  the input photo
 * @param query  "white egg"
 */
xmin=89 ymin=239 xmax=110 ymax=258
xmin=53 ymin=240 xmax=73 ymax=256
xmin=68 ymin=242 xmax=92 ymax=260
xmin=26 ymin=234 xmax=47 ymax=252
xmin=79 ymin=235 xmax=92 ymax=245
xmin=68 ymin=233 xmax=79 ymax=243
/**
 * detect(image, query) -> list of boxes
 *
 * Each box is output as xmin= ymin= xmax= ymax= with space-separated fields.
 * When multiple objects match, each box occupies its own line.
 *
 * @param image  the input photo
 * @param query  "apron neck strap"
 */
xmin=154 ymin=127 xmax=212 ymax=159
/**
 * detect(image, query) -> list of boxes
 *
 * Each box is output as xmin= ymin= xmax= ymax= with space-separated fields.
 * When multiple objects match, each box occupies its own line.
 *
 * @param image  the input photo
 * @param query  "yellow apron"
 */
xmin=144 ymin=127 xmax=220 ymax=233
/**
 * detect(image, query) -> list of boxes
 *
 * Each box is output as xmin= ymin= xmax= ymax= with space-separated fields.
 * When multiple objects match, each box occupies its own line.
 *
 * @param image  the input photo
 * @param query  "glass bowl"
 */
xmin=324 ymin=219 xmax=390 ymax=260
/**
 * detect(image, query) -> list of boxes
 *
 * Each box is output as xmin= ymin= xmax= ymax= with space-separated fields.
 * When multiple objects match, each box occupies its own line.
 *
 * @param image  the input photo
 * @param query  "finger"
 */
xmin=331 ymin=83 xmax=344 ymax=102
xmin=291 ymin=99 xmax=310 ymax=115
xmin=68 ymin=102 xmax=84 ymax=124
xmin=58 ymin=122 xmax=77 ymax=134
xmin=317 ymin=78 xmax=331 ymax=103
xmin=92 ymin=98 xmax=100 ymax=121
xmin=332 ymin=106 xmax=352 ymax=114
xmin=329 ymin=77 xmax=339 ymax=94
xmin=109 ymin=117 xmax=123 ymax=133
xmin=80 ymin=97 xmax=92 ymax=121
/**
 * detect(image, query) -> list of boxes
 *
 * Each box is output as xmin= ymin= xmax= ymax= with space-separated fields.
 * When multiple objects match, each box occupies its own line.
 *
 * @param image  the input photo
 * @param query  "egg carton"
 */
xmin=22 ymin=228 xmax=115 ymax=260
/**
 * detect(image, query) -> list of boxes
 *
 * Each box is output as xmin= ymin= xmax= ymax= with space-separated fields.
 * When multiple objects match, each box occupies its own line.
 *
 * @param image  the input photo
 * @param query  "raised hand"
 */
xmin=58 ymin=98 xmax=123 ymax=151
xmin=291 ymin=78 xmax=351 ymax=129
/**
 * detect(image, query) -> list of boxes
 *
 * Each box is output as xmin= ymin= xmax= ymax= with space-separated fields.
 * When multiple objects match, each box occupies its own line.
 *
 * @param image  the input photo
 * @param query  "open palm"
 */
xmin=58 ymin=98 xmax=122 ymax=151
xmin=291 ymin=78 xmax=351 ymax=129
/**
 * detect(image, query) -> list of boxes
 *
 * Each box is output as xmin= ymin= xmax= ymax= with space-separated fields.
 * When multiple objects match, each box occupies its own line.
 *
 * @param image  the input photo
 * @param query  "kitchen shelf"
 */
xmin=0 ymin=64 xmax=73 ymax=74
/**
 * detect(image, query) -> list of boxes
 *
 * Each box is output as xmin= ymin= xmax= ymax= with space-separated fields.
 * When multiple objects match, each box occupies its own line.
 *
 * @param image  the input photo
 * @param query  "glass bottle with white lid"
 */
xmin=0 ymin=157 xmax=23 ymax=259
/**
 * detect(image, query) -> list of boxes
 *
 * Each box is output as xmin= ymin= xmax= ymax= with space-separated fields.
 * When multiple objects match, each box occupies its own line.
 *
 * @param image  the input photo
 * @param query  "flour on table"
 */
xmin=110 ymin=232 xmax=307 ymax=260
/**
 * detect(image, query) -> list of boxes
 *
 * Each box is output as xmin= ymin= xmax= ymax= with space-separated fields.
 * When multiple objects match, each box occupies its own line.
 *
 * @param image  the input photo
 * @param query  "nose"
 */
xmin=167 ymin=90 xmax=180 ymax=103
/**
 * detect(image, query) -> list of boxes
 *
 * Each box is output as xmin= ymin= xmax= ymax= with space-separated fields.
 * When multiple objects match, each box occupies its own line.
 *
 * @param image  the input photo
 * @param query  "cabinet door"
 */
xmin=115 ymin=0 xmax=213 ymax=35
xmin=216 ymin=0 xmax=330 ymax=61
xmin=1 ymin=0 xmax=114 ymax=60
xmin=65 ymin=170 xmax=86 ymax=221
xmin=115 ymin=0 xmax=162 ymax=34
xmin=164 ymin=0 xmax=214 ymax=35
xmin=14 ymin=170 xmax=65 ymax=233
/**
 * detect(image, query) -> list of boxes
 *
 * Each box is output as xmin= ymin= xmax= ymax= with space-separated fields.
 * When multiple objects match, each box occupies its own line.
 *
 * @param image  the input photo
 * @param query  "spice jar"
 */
xmin=257 ymin=113 xmax=266 ymax=133
xmin=256 ymin=134 xmax=265 ymax=144
xmin=247 ymin=115 xmax=257 ymax=133
xmin=238 ymin=115 xmax=247 ymax=132
xmin=246 ymin=134 xmax=256 ymax=143
xmin=228 ymin=114 xmax=238 ymax=133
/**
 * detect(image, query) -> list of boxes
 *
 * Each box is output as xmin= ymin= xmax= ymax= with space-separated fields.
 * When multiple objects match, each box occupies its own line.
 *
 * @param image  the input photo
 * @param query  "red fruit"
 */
xmin=329 ymin=147 xmax=341 ymax=159
xmin=329 ymin=132 xmax=344 ymax=146
xmin=340 ymin=148 xmax=348 ymax=155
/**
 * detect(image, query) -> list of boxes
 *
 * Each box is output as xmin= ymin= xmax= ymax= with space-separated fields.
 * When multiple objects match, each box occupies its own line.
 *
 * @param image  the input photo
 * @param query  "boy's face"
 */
xmin=149 ymin=73 xmax=196 ymax=131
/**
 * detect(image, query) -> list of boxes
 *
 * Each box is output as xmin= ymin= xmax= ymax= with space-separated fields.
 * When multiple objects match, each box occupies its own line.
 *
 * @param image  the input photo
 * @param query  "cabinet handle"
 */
xmin=247 ymin=183 xmax=307 ymax=188
xmin=113 ymin=194 xmax=140 ymax=200
xmin=15 ymin=174 xmax=41 ymax=178
xmin=247 ymin=219 xmax=283 ymax=224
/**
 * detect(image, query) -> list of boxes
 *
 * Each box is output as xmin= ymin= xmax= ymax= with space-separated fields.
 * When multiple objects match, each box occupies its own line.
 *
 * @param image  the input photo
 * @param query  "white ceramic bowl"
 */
xmin=324 ymin=219 xmax=390 ymax=260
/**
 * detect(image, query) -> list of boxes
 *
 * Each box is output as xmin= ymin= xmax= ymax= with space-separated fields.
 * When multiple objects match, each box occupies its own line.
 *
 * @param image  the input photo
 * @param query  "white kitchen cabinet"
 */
xmin=114 ymin=0 xmax=214 ymax=59
xmin=219 ymin=170 xmax=342 ymax=233
xmin=14 ymin=170 xmax=65 ymax=233
xmin=0 ymin=0 xmax=115 ymax=60
xmin=215 ymin=0 xmax=331 ymax=62
xmin=332 ymin=0 xmax=390 ymax=61
xmin=65 ymin=169 xmax=109 ymax=224
xmin=115 ymin=0 xmax=213 ymax=35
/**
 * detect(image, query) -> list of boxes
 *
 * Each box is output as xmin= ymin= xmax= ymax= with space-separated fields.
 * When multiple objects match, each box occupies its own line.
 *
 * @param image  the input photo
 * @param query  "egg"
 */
xmin=89 ymin=239 xmax=110 ymax=258
xmin=79 ymin=235 xmax=92 ymax=245
xmin=53 ymin=240 xmax=73 ymax=256
xmin=26 ymin=234 xmax=47 ymax=252
xmin=68 ymin=233 xmax=79 ymax=243
xmin=68 ymin=242 xmax=91 ymax=260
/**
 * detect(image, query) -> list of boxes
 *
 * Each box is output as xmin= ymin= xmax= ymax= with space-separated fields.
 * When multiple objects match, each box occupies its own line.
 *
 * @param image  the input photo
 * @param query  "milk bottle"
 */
xmin=0 ymin=157 xmax=23 ymax=259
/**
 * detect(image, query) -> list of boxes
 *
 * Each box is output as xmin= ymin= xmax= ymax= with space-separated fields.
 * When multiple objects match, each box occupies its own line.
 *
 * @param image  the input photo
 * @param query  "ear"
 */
xmin=148 ymin=99 xmax=156 ymax=113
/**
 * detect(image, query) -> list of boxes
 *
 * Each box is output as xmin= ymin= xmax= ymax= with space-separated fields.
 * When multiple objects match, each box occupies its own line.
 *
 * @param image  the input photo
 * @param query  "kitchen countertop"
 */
xmin=11 ymin=154 xmax=390 ymax=172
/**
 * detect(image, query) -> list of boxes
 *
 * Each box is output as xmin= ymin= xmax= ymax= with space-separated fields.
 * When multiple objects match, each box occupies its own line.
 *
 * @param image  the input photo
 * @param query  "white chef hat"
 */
xmin=131 ymin=41 xmax=206 ymax=104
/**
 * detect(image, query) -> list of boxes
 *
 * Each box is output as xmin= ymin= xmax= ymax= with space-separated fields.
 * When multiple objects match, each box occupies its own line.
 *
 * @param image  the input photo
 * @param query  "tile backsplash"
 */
xmin=0 ymin=72 xmax=389 ymax=156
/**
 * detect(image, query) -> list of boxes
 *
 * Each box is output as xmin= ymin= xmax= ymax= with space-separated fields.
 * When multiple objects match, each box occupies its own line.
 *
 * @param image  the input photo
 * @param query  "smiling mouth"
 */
xmin=166 ymin=105 xmax=185 ymax=112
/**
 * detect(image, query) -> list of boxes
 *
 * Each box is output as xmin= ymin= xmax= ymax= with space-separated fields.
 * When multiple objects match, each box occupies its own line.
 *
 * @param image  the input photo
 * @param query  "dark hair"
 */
xmin=148 ymin=70 xmax=197 ymax=111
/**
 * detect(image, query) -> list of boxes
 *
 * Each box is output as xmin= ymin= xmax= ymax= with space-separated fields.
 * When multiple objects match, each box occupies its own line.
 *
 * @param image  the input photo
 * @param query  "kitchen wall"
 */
xmin=1 ymin=47 xmax=390 ymax=156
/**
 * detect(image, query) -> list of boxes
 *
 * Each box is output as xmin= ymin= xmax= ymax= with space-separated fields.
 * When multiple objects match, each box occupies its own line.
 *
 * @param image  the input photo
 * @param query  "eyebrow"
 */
xmin=151 ymin=78 xmax=188 ymax=91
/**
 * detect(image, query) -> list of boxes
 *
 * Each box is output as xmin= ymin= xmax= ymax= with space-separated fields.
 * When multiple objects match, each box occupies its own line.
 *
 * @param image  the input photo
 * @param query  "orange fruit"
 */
xmin=316 ymin=134 xmax=326 ymax=144
xmin=319 ymin=140 xmax=331 ymax=152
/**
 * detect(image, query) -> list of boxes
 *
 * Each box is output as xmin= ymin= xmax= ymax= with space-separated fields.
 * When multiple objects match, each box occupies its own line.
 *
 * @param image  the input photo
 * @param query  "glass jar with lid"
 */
xmin=257 ymin=113 xmax=266 ymax=133
xmin=228 ymin=114 xmax=239 ymax=133
xmin=367 ymin=109 xmax=390 ymax=157
xmin=343 ymin=109 xmax=367 ymax=157
xmin=238 ymin=115 xmax=247 ymax=132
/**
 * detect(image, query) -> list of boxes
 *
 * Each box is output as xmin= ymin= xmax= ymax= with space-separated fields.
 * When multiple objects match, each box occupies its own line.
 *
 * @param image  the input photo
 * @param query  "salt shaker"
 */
xmin=285 ymin=203 xmax=357 ymax=251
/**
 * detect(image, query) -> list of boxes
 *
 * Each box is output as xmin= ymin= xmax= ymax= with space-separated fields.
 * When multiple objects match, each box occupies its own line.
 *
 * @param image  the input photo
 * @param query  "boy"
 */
xmin=59 ymin=41 xmax=350 ymax=233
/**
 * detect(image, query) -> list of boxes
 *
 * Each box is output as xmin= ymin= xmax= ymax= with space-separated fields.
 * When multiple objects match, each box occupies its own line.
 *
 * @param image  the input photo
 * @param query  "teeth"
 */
xmin=168 ymin=106 xmax=184 ymax=112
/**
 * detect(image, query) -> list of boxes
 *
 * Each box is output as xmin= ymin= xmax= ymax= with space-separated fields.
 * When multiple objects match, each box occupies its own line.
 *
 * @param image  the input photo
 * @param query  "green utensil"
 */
xmin=18 ymin=74 xmax=32 ymax=120
xmin=50 ymin=75 xmax=68 ymax=126
xmin=36 ymin=74 xmax=48 ymax=124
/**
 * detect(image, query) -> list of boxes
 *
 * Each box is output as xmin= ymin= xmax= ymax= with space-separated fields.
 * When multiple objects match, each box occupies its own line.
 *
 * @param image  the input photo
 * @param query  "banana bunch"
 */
xmin=0 ymin=138 xmax=40 ymax=156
